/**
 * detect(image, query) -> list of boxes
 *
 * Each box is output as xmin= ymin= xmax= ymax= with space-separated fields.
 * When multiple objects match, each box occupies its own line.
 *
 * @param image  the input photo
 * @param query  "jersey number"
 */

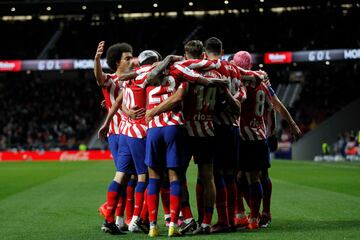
xmin=194 ymin=86 xmax=216 ymax=111
xmin=148 ymin=76 xmax=176 ymax=104
xmin=255 ymin=90 xmax=265 ymax=117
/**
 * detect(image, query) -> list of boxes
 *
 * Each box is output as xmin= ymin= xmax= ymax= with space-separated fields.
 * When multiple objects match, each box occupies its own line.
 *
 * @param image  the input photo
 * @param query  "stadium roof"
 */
xmin=0 ymin=0 xmax=356 ymax=16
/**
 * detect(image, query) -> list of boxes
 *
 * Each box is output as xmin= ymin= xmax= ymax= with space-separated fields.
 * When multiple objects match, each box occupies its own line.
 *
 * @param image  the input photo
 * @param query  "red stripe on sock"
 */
xmin=170 ymin=195 xmax=181 ymax=224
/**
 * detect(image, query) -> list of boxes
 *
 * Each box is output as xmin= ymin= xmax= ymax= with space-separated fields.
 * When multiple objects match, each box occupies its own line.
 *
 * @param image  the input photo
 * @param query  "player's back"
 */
xmin=240 ymin=81 xmax=272 ymax=141
xmin=183 ymin=69 xmax=221 ymax=137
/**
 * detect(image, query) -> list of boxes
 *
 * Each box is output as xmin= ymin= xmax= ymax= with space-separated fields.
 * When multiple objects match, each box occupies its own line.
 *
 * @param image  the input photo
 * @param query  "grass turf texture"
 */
xmin=0 ymin=160 xmax=359 ymax=240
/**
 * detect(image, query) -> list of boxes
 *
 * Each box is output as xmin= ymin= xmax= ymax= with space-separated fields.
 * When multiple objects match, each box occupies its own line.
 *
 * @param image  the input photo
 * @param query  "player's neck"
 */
xmin=206 ymin=53 xmax=221 ymax=60
xmin=115 ymin=68 xmax=126 ymax=76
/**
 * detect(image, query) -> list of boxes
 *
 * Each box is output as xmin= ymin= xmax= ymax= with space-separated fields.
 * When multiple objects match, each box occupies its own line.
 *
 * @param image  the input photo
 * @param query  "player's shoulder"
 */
xmin=201 ymin=69 xmax=221 ymax=79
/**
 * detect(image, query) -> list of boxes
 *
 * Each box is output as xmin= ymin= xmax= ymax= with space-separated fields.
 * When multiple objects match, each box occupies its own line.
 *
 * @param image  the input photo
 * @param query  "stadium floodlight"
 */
xmin=153 ymin=3 xmax=158 ymax=8
xmin=260 ymin=0 xmax=264 ymax=2
xmin=82 ymin=5 xmax=87 ymax=10
xmin=325 ymin=61 xmax=330 ymax=65
xmin=46 ymin=6 xmax=51 ymax=11
xmin=189 ymin=2 xmax=193 ymax=6
xmin=11 ymin=7 xmax=16 ymax=12
xmin=224 ymin=0 xmax=229 ymax=5
xmin=259 ymin=8 xmax=264 ymax=12
xmin=117 ymin=4 xmax=122 ymax=9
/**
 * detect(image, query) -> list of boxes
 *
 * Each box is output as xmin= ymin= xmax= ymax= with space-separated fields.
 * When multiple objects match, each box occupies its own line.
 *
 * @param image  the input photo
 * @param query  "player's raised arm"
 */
xmin=98 ymin=91 xmax=123 ymax=140
xmin=94 ymin=41 xmax=107 ymax=86
xmin=146 ymin=55 xmax=183 ymax=85
xmin=118 ymin=71 xmax=138 ymax=81
xmin=271 ymin=95 xmax=302 ymax=139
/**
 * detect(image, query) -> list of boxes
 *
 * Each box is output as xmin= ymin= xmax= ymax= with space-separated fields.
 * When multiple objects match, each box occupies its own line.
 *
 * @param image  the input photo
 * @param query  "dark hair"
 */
xmin=227 ymin=54 xmax=234 ymax=62
xmin=204 ymin=37 xmax=222 ymax=55
xmin=152 ymin=50 xmax=163 ymax=61
xmin=140 ymin=56 xmax=158 ymax=66
xmin=106 ymin=42 xmax=133 ymax=71
xmin=184 ymin=40 xmax=203 ymax=59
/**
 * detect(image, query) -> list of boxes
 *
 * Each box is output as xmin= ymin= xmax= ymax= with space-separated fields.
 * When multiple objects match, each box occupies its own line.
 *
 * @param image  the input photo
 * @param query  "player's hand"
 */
xmin=100 ymin=100 xmax=106 ymax=109
xmin=290 ymin=123 xmax=302 ymax=140
xmin=267 ymin=135 xmax=278 ymax=152
xmin=168 ymin=55 xmax=184 ymax=62
xmin=95 ymin=41 xmax=105 ymax=60
xmin=145 ymin=109 xmax=155 ymax=124
xmin=128 ymin=105 xmax=146 ymax=120
xmin=98 ymin=123 xmax=109 ymax=141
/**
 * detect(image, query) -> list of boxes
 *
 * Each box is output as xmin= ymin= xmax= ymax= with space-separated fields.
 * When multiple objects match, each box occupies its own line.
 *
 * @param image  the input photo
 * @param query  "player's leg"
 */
xmin=196 ymin=176 xmax=204 ymax=224
xmin=100 ymin=134 xmax=129 ymax=234
xmin=259 ymin=168 xmax=272 ymax=227
xmin=160 ymin=172 xmax=171 ymax=226
xmin=245 ymin=170 xmax=263 ymax=230
xmin=223 ymin=126 xmax=240 ymax=231
xmin=179 ymin=137 xmax=196 ymax=234
xmin=144 ymin=127 xmax=163 ymax=237
xmin=125 ymin=175 xmax=137 ymax=226
xmin=127 ymin=136 xmax=148 ymax=232
xmin=192 ymin=137 xmax=215 ymax=234
xmin=193 ymin=162 xmax=215 ymax=234
xmin=212 ymin=125 xmax=230 ymax=233
xmin=164 ymin=125 xmax=186 ymax=237
xmin=244 ymin=140 xmax=269 ymax=230
xmin=235 ymin=170 xmax=249 ymax=228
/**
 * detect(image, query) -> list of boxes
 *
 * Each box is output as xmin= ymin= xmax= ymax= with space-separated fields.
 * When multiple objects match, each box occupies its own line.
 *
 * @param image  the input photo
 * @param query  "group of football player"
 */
xmin=93 ymin=37 xmax=301 ymax=237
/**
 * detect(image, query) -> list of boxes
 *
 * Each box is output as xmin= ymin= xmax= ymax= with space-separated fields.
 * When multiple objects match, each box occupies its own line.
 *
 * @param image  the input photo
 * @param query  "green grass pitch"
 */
xmin=0 ymin=160 xmax=359 ymax=240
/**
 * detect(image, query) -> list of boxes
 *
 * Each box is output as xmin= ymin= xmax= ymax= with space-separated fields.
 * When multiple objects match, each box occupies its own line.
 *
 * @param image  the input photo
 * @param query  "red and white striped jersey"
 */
xmin=102 ymin=73 xmax=122 ymax=136
xmin=119 ymin=67 xmax=150 ymax=139
xmin=146 ymin=64 xmax=202 ymax=128
xmin=240 ymin=81 xmax=273 ymax=141
xmin=212 ymin=60 xmax=243 ymax=126
xmin=174 ymin=59 xmax=221 ymax=71
xmin=183 ymin=70 xmax=221 ymax=137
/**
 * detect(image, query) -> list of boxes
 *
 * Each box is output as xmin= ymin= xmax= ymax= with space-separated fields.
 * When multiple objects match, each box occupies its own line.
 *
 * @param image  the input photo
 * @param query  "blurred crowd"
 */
xmin=0 ymin=71 xmax=103 ymax=150
xmin=1 ymin=7 xmax=359 ymax=59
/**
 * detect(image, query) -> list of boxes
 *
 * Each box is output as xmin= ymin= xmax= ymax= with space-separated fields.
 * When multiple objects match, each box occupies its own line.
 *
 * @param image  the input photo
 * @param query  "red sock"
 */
xmin=181 ymin=181 xmax=193 ymax=220
xmin=249 ymin=182 xmax=263 ymax=219
xmin=224 ymin=176 xmax=237 ymax=226
xmin=115 ymin=197 xmax=124 ymax=217
xmin=148 ymin=178 xmax=161 ymax=223
xmin=196 ymin=178 xmax=204 ymax=222
xmin=203 ymin=207 xmax=214 ymax=225
xmin=170 ymin=181 xmax=182 ymax=224
xmin=133 ymin=182 xmax=147 ymax=217
xmin=215 ymin=175 xmax=229 ymax=225
xmin=262 ymin=177 xmax=272 ymax=214
xmin=125 ymin=181 xmax=136 ymax=224
xmin=160 ymin=183 xmax=170 ymax=216
xmin=140 ymin=189 xmax=149 ymax=222
xmin=106 ymin=181 xmax=123 ymax=223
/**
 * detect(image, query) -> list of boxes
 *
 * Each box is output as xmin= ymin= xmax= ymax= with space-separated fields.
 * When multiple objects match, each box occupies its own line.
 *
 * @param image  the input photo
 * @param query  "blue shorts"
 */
xmin=117 ymin=134 xmax=146 ymax=175
xmin=213 ymin=125 xmax=239 ymax=169
xmin=184 ymin=136 xmax=215 ymax=169
xmin=108 ymin=134 xmax=120 ymax=169
xmin=238 ymin=140 xmax=270 ymax=172
xmin=145 ymin=125 xmax=185 ymax=169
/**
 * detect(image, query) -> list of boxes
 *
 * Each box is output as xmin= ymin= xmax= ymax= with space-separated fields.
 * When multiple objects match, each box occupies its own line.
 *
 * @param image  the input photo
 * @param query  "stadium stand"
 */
xmin=1 ymin=5 xmax=359 ymax=150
